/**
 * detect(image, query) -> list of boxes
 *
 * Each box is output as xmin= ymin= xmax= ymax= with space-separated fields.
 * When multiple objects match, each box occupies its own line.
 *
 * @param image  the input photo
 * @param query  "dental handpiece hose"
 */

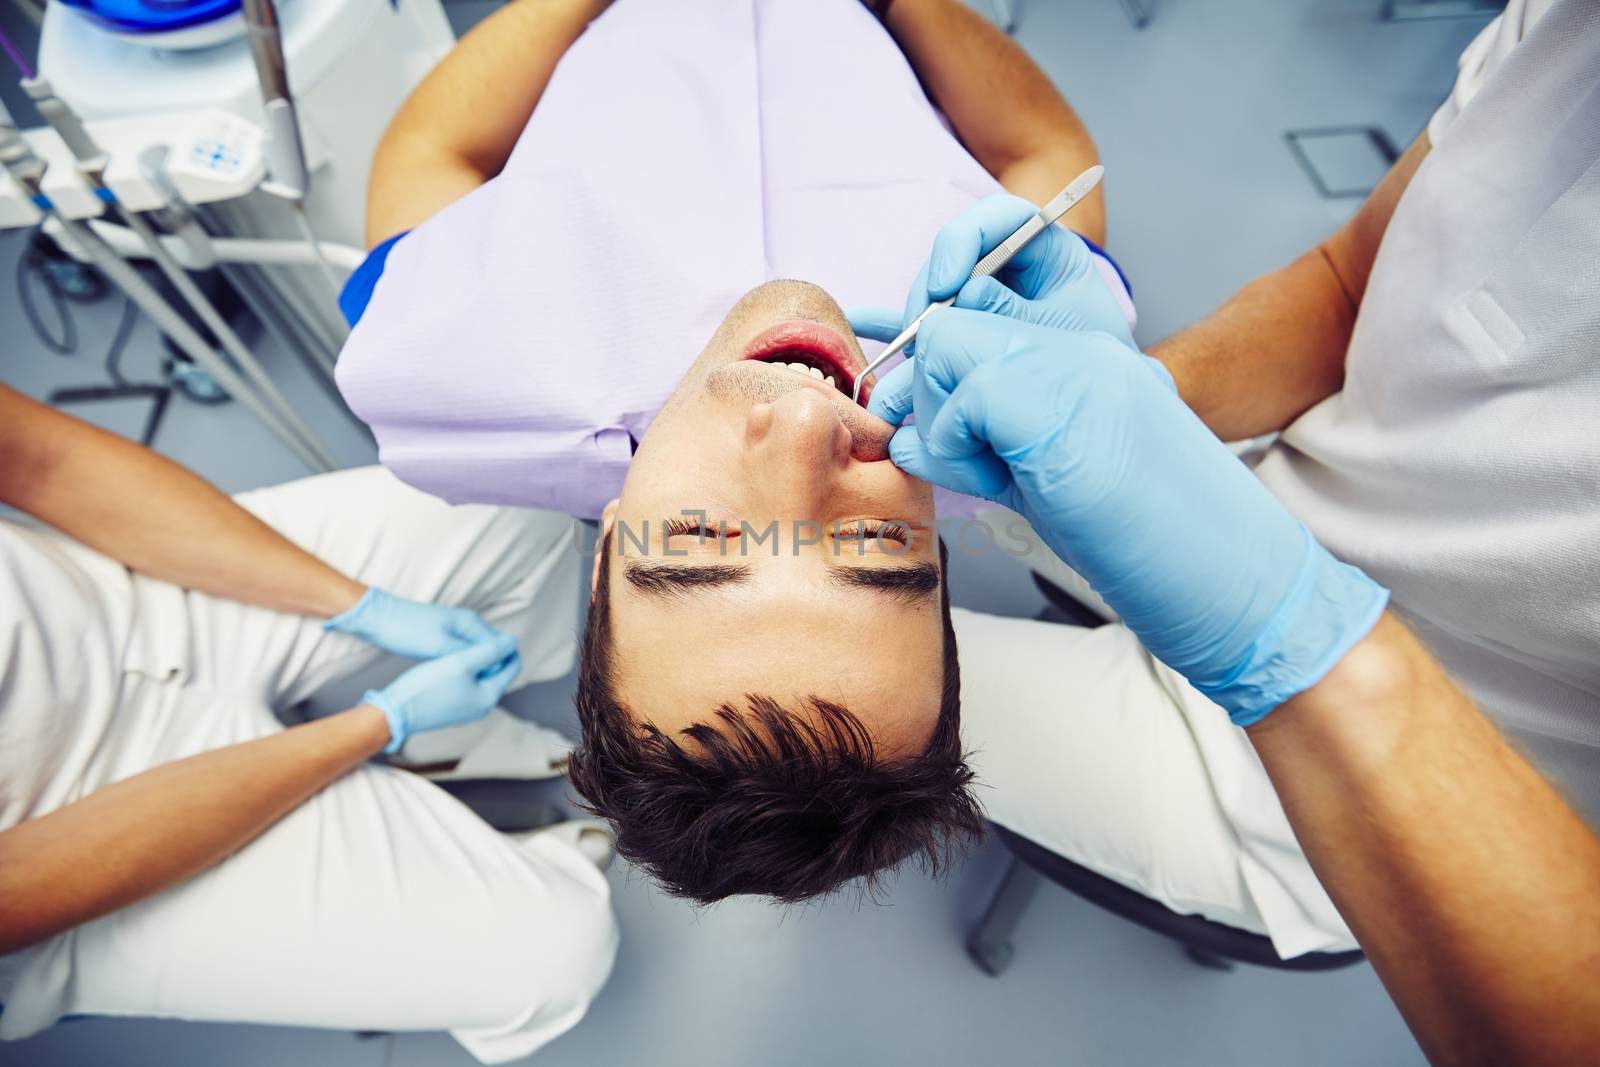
xmin=242 ymin=0 xmax=308 ymax=201
xmin=19 ymin=77 xmax=337 ymax=472
xmin=0 ymin=106 xmax=331 ymax=474
xmin=241 ymin=0 xmax=343 ymax=301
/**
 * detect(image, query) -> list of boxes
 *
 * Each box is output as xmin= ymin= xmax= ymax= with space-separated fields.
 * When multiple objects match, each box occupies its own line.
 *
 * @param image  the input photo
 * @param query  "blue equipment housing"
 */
xmin=55 ymin=1 xmax=243 ymax=34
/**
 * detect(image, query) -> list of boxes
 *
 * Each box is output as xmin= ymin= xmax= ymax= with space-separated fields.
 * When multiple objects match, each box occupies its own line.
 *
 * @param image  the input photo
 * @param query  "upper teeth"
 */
xmin=769 ymin=359 xmax=838 ymax=390
xmin=777 ymin=361 xmax=826 ymax=380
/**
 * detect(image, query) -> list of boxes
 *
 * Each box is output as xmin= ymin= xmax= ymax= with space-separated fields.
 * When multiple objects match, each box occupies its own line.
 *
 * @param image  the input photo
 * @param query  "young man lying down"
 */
xmin=339 ymin=0 xmax=1357 ymax=958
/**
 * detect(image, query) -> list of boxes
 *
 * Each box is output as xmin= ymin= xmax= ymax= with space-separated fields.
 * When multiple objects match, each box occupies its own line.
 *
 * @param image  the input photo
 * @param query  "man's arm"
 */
xmin=1251 ymin=615 xmax=1600 ymax=1066
xmin=365 ymin=0 xmax=611 ymax=247
xmin=876 ymin=0 xmax=1106 ymax=244
xmin=0 ymin=705 xmax=390 ymax=955
xmin=0 ymin=384 xmax=363 ymax=618
xmin=1151 ymin=134 xmax=1431 ymax=441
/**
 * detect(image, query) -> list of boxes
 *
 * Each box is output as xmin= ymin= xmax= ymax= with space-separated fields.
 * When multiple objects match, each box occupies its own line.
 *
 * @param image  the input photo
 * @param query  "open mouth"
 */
xmin=740 ymin=321 xmax=869 ymax=405
xmin=754 ymin=349 xmax=850 ymax=394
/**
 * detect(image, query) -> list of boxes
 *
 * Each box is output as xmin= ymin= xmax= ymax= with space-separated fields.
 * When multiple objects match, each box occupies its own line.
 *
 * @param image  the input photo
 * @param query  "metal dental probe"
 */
xmin=21 ymin=76 xmax=339 ymax=472
xmin=851 ymin=164 xmax=1105 ymax=405
xmin=0 ymin=105 xmax=332 ymax=473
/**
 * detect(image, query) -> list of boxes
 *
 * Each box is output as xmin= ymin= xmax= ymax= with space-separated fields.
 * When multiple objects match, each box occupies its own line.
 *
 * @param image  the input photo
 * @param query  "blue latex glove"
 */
xmin=883 ymin=309 xmax=1387 ymax=726
xmin=364 ymin=634 xmax=521 ymax=754
xmin=848 ymin=194 xmax=1168 ymax=422
xmin=855 ymin=193 xmax=1136 ymax=343
xmin=325 ymin=587 xmax=503 ymax=660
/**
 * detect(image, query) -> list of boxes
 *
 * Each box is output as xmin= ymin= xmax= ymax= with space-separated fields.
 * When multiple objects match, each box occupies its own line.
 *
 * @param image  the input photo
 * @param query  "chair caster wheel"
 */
xmin=1184 ymin=944 xmax=1237 ymax=971
xmin=968 ymin=936 xmax=1015 ymax=977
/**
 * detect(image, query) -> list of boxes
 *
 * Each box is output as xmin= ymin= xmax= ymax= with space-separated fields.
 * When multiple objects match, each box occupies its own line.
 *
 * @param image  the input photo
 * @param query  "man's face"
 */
xmin=594 ymin=280 xmax=944 ymax=756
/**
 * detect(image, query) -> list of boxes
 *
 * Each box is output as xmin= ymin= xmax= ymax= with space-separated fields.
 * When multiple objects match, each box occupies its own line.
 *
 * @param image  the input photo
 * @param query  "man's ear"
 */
xmin=592 ymin=499 xmax=620 ymax=596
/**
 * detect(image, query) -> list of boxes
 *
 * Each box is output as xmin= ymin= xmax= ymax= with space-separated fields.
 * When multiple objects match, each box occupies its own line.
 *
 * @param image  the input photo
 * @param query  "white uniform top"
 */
xmin=1252 ymin=0 xmax=1600 ymax=816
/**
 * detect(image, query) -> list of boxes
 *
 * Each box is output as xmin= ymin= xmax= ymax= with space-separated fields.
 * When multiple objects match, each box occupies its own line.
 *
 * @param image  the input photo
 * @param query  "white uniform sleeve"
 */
xmin=1427 ymin=0 xmax=1553 ymax=146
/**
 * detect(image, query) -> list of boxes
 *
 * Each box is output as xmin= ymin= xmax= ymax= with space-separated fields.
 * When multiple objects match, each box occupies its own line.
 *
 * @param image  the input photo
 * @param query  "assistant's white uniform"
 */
xmin=962 ymin=0 xmax=1596 ymax=959
xmin=0 ymin=467 xmax=617 ymax=1063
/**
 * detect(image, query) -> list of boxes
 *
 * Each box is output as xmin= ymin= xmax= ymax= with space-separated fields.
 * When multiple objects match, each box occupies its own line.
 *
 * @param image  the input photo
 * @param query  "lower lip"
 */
xmin=740 ymin=321 xmax=862 ymax=386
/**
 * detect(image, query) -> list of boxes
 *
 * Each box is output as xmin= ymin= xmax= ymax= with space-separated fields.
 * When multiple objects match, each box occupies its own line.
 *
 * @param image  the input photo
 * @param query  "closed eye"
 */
xmin=835 ymin=520 xmax=910 ymax=545
xmin=662 ymin=517 xmax=740 ymax=540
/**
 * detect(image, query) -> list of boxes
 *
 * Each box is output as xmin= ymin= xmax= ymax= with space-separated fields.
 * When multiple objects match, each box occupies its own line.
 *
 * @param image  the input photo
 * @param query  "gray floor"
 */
xmin=1 ymin=1 xmax=1491 ymax=1064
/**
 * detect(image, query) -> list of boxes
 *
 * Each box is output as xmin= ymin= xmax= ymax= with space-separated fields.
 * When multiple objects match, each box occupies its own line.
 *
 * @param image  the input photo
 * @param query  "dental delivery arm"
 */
xmin=877 ymin=0 xmax=1106 ymax=242
xmin=365 ymin=0 xmax=612 ymax=246
xmin=1151 ymin=133 xmax=1432 ymax=442
xmin=0 ymin=705 xmax=389 ymax=955
xmin=0 ymin=384 xmax=364 ymax=618
xmin=1255 ymin=614 xmax=1600 ymax=1066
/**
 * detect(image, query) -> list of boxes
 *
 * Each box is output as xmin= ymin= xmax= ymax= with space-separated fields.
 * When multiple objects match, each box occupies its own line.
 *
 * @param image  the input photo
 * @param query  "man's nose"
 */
xmin=745 ymin=387 xmax=853 ymax=472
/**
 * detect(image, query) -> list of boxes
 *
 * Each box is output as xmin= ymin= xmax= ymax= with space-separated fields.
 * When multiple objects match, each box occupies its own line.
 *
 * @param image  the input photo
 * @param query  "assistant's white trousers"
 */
xmin=0 ymin=468 xmax=618 ymax=1063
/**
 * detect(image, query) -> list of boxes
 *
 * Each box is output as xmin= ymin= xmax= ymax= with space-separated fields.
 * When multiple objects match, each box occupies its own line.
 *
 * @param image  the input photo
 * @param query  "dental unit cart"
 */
xmin=1 ymin=0 xmax=455 ymax=466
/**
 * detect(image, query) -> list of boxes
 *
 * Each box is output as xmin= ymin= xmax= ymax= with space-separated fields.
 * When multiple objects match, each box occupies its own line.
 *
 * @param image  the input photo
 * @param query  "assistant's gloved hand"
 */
xmin=325 ymin=587 xmax=504 ymax=660
xmin=364 ymin=634 xmax=521 ymax=754
xmin=883 ymin=309 xmax=1387 ymax=726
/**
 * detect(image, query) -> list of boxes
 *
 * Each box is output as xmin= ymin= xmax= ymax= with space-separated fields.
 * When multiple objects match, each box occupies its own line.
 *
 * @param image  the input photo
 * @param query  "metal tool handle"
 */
xmin=21 ymin=77 xmax=107 ymax=171
xmin=0 ymin=112 xmax=46 ymax=185
xmin=243 ymin=0 xmax=292 ymax=101
xmin=969 ymin=164 xmax=1103 ymax=281
xmin=972 ymin=215 xmax=1048 ymax=279
xmin=137 ymin=145 xmax=220 ymax=270
xmin=243 ymin=0 xmax=311 ymax=199
xmin=259 ymin=99 xmax=310 ymax=200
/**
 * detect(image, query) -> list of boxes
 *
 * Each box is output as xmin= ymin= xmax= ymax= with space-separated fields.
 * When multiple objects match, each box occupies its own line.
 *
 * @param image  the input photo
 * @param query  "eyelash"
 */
xmin=836 ymin=522 xmax=909 ymax=545
xmin=662 ymin=518 xmax=730 ymax=538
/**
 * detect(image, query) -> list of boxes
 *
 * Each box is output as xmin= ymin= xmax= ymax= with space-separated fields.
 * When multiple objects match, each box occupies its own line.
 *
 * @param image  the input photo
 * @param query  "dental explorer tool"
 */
xmin=0 ymin=104 xmax=333 ymax=473
xmin=21 ymin=76 xmax=339 ymax=472
xmin=851 ymin=164 xmax=1105 ymax=404
xmin=242 ymin=0 xmax=345 ymax=300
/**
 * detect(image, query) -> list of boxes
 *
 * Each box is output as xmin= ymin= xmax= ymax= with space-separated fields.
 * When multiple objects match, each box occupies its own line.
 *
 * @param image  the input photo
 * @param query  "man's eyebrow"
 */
xmin=623 ymin=561 xmax=753 ymax=598
xmin=827 ymin=561 xmax=941 ymax=603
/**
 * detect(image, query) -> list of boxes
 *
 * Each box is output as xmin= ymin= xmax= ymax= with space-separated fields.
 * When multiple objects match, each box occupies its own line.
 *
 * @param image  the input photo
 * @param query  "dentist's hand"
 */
xmin=852 ymin=194 xmax=1134 ymax=344
xmin=885 ymin=310 xmax=1387 ymax=725
xmin=364 ymin=635 xmax=521 ymax=754
xmin=325 ymin=587 xmax=504 ymax=660
xmin=848 ymin=194 xmax=1167 ymax=422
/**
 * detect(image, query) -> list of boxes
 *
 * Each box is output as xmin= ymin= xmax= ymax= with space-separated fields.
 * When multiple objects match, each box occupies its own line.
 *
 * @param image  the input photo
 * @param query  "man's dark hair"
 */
xmin=568 ymin=536 xmax=981 ymax=904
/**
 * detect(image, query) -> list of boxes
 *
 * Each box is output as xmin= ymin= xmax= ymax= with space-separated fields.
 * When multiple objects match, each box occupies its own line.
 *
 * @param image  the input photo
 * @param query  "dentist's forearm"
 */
xmin=880 ymin=0 xmax=1105 ymax=242
xmin=1152 ymin=134 xmax=1431 ymax=440
xmin=366 ymin=0 xmax=610 ymax=245
xmin=0 ymin=705 xmax=390 ymax=955
xmin=1249 ymin=614 xmax=1600 ymax=1066
xmin=1146 ymin=247 xmax=1355 ymax=440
